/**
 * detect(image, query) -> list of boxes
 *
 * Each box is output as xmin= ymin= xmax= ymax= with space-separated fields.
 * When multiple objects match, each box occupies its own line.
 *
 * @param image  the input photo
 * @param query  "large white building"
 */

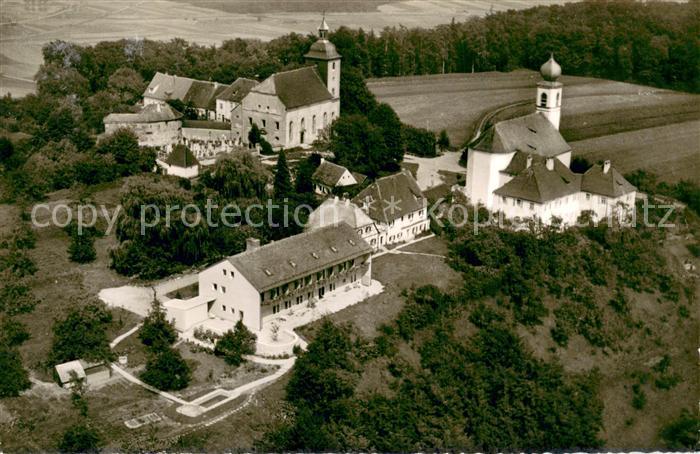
xmin=235 ymin=17 xmax=341 ymax=149
xmin=464 ymin=56 xmax=636 ymax=225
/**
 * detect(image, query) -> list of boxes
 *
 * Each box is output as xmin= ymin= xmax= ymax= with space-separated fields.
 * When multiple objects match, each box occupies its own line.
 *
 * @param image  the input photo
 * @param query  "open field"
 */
xmin=570 ymin=120 xmax=700 ymax=184
xmin=368 ymin=71 xmax=700 ymax=183
xmin=0 ymin=0 xmax=568 ymax=97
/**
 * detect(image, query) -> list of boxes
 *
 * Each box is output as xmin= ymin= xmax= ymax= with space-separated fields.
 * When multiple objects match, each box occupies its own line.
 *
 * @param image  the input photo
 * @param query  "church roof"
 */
xmin=103 ymin=103 xmax=182 ymax=124
xmin=353 ymin=170 xmax=426 ymax=224
xmin=581 ymin=162 xmax=636 ymax=198
xmin=305 ymin=39 xmax=341 ymax=60
xmin=471 ymin=113 xmax=570 ymax=157
xmin=251 ymin=66 xmax=333 ymax=109
xmin=216 ymin=78 xmax=258 ymax=104
xmin=494 ymin=159 xmax=580 ymax=204
xmin=227 ymin=222 xmax=371 ymax=292
xmin=312 ymin=160 xmax=351 ymax=187
xmin=307 ymin=198 xmax=375 ymax=231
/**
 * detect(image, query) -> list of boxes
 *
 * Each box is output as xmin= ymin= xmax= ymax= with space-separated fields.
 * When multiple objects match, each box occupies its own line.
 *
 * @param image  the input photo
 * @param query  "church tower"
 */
xmin=536 ymin=54 xmax=562 ymax=130
xmin=304 ymin=16 xmax=341 ymax=99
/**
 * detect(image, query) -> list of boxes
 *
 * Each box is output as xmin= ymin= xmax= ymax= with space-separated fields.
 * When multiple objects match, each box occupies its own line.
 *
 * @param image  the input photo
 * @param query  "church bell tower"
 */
xmin=304 ymin=16 xmax=342 ymax=99
xmin=536 ymin=54 xmax=563 ymax=130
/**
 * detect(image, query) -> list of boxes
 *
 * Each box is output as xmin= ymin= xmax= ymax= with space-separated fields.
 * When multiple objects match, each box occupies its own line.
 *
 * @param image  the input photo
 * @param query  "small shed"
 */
xmin=55 ymin=360 xmax=111 ymax=389
xmin=157 ymin=144 xmax=200 ymax=179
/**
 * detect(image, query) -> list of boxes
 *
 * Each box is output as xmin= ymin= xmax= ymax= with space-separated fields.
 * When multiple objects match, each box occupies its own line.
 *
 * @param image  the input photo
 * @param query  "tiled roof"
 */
xmin=228 ymin=222 xmax=371 ymax=292
xmin=312 ymin=160 xmax=350 ymax=187
xmin=251 ymin=66 xmax=333 ymax=109
xmin=166 ymin=144 xmax=199 ymax=167
xmin=103 ymin=103 xmax=182 ymax=124
xmin=307 ymin=198 xmax=376 ymax=231
xmin=216 ymin=78 xmax=258 ymax=104
xmin=494 ymin=159 xmax=580 ymax=203
xmin=352 ymin=170 xmax=427 ymax=224
xmin=471 ymin=113 xmax=570 ymax=157
xmin=581 ymin=163 xmax=636 ymax=198
xmin=143 ymin=72 xmax=193 ymax=101
xmin=184 ymin=80 xmax=220 ymax=110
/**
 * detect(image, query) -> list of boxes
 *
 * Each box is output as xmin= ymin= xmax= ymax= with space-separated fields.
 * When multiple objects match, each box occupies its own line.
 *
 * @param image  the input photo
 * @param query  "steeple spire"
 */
xmin=319 ymin=12 xmax=329 ymax=39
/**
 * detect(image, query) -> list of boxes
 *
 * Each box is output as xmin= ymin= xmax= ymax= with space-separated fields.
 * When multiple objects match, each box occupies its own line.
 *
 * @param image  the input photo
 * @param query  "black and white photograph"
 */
xmin=0 ymin=0 xmax=698 ymax=451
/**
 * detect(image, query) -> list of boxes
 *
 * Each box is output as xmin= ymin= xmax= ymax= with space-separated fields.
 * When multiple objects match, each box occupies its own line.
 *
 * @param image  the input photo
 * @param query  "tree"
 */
xmin=659 ymin=409 xmax=700 ymax=450
xmin=214 ymin=320 xmax=256 ymax=366
xmin=331 ymin=114 xmax=391 ymax=177
xmin=139 ymin=300 xmax=177 ymax=351
xmin=273 ymin=149 xmax=292 ymax=199
xmin=0 ymin=344 xmax=31 ymax=397
xmin=437 ymin=129 xmax=450 ymax=151
xmin=260 ymin=139 xmax=274 ymax=155
xmin=339 ymin=66 xmax=378 ymax=115
xmin=402 ymin=125 xmax=436 ymax=157
xmin=140 ymin=347 xmax=191 ymax=391
xmin=0 ymin=317 xmax=30 ymax=347
xmin=57 ymin=423 xmax=101 ymax=453
xmin=201 ymin=153 xmax=269 ymax=200
xmin=49 ymin=303 xmax=114 ymax=365
xmin=67 ymin=228 xmax=97 ymax=263
xmin=368 ymin=103 xmax=404 ymax=164
xmin=107 ymin=67 xmax=145 ymax=104
xmin=96 ymin=128 xmax=152 ymax=175
xmin=248 ymin=122 xmax=264 ymax=148
xmin=0 ymin=137 xmax=14 ymax=163
xmin=295 ymin=153 xmax=322 ymax=194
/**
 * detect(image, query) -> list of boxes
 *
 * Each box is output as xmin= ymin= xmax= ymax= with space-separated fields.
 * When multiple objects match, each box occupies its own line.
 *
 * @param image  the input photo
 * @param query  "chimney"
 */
xmin=546 ymin=157 xmax=554 ymax=171
xmin=246 ymin=238 xmax=261 ymax=252
xmin=603 ymin=160 xmax=611 ymax=174
xmin=526 ymin=155 xmax=533 ymax=168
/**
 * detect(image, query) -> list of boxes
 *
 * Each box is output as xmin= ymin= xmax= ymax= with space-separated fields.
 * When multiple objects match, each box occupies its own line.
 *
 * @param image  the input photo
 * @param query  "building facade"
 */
xmin=198 ymin=224 xmax=372 ymax=332
xmin=312 ymin=158 xmax=362 ymax=195
xmin=352 ymin=170 xmax=430 ymax=247
xmin=307 ymin=197 xmax=382 ymax=249
xmin=103 ymin=103 xmax=182 ymax=152
xmin=236 ymin=18 xmax=341 ymax=149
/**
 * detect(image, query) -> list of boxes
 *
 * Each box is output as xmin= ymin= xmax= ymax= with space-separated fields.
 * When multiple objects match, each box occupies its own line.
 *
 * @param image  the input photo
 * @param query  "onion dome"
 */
xmin=540 ymin=54 xmax=562 ymax=82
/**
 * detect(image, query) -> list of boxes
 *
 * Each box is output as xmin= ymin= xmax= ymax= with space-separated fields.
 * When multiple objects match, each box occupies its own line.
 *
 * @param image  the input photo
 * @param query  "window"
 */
xmin=586 ymin=193 xmax=591 ymax=201
xmin=248 ymin=117 xmax=252 ymax=125
xmin=556 ymin=92 xmax=561 ymax=106
xmin=262 ymin=119 xmax=266 ymax=128
xmin=312 ymin=115 xmax=316 ymax=133
xmin=332 ymin=88 xmax=335 ymax=96
xmin=222 ymin=305 xmax=226 ymax=311
xmin=529 ymin=202 xmax=535 ymax=210
xmin=289 ymin=121 xmax=294 ymax=141
xmin=516 ymin=199 xmax=523 ymax=207
xmin=502 ymin=196 xmax=507 ymax=203
xmin=540 ymin=92 xmax=547 ymax=107
xmin=332 ymin=61 xmax=336 ymax=70
xmin=323 ymin=112 xmax=328 ymax=127
xmin=600 ymin=197 xmax=607 ymax=205
xmin=239 ymin=311 xmax=244 ymax=320
xmin=221 ymin=286 xmax=226 ymax=293
xmin=223 ymin=269 xmax=227 ymax=276
xmin=275 ymin=136 xmax=279 ymax=141
xmin=275 ymin=121 xmax=280 ymax=130
xmin=213 ymin=283 xmax=218 ymax=291
xmin=231 ymin=307 xmax=235 ymax=314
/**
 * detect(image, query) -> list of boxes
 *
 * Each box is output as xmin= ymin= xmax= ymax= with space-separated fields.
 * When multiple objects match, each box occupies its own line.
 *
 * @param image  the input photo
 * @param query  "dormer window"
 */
xmin=330 ymin=246 xmax=338 ymax=253
xmin=311 ymin=252 xmax=319 ymax=259
xmin=264 ymin=269 xmax=273 ymax=276
xmin=288 ymin=260 xmax=296 ymax=268
xmin=348 ymin=239 xmax=356 ymax=246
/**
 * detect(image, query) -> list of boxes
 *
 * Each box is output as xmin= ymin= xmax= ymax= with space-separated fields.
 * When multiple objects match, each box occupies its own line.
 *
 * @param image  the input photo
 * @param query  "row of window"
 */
xmin=261 ymin=260 xmax=357 ymax=302
xmin=220 ymin=304 xmax=244 ymax=321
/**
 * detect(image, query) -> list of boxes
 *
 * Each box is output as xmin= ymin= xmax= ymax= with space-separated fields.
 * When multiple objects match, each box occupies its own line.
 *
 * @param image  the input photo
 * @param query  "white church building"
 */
xmin=464 ymin=55 xmax=637 ymax=226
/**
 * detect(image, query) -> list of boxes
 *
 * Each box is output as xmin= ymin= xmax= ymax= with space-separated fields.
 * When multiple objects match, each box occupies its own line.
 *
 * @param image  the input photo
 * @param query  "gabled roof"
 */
xmin=501 ymin=151 xmax=545 ymax=175
xmin=312 ymin=160 xmax=352 ymax=187
xmin=143 ymin=72 xmax=193 ymax=101
xmin=581 ymin=163 xmax=636 ymax=198
xmin=251 ymin=66 xmax=333 ymax=109
xmin=55 ymin=360 xmax=86 ymax=384
xmin=352 ymin=170 xmax=427 ymax=224
xmin=227 ymin=222 xmax=371 ymax=292
xmin=166 ymin=144 xmax=199 ymax=168
xmin=103 ymin=103 xmax=182 ymax=124
xmin=216 ymin=78 xmax=258 ymax=104
xmin=471 ymin=113 xmax=570 ymax=157
xmin=307 ymin=198 xmax=376 ymax=231
xmin=183 ymin=80 xmax=220 ymax=110
xmin=494 ymin=159 xmax=580 ymax=204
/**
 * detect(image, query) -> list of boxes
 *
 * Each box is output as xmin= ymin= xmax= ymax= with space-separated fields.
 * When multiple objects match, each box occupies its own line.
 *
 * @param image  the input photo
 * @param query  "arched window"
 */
xmin=289 ymin=121 xmax=294 ymax=142
xmin=312 ymin=115 xmax=316 ymax=133
xmin=556 ymin=92 xmax=560 ymax=106
xmin=323 ymin=112 xmax=328 ymax=127
xmin=300 ymin=118 xmax=306 ymax=143
xmin=331 ymin=111 xmax=336 ymax=120
xmin=540 ymin=92 xmax=548 ymax=107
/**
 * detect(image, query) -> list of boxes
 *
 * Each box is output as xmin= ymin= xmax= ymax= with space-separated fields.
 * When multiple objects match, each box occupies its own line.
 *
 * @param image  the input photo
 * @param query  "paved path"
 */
xmin=110 ymin=323 xmax=142 ymax=349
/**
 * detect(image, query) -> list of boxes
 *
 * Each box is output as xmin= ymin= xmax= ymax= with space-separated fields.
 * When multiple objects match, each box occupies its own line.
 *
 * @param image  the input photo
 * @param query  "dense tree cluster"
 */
xmin=49 ymin=302 xmax=115 ymax=366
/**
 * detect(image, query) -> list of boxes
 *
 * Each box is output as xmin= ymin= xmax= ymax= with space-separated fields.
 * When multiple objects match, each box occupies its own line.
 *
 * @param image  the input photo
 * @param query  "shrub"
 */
xmin=50 ymin=303 xmax=114 ymax=365
xmin=214 ymin=320 xmax=257 ymax=366
xmin=139 ymin=300 xmax=178 ymax=351
xmin=0 ymin=344 xmax=31 ymax=397
xmin=141 ymin=347 xmax=191 ymax=391
xmin=57 ymin=423 xmax=101 ymax=453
